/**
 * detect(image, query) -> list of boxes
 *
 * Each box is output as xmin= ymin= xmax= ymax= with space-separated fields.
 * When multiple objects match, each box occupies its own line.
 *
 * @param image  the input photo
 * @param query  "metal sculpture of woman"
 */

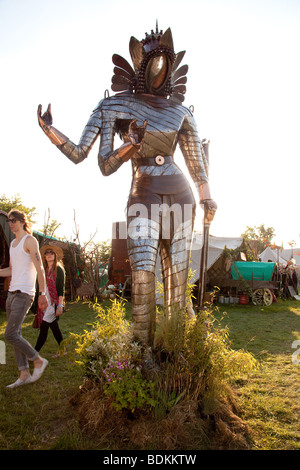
xmin=38 ymin=25 xmax=217 ymax=347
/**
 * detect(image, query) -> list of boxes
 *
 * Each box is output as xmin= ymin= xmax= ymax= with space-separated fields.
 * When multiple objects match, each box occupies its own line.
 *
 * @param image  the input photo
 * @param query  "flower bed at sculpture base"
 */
xmin=67 ymin=298 xmax=258 ymax=450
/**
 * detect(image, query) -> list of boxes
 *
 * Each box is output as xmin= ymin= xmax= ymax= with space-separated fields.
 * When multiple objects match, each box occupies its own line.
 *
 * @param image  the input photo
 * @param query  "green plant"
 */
xmin=155 ymin=305 xmax=258 ymax=408
xmin=69 ymin=274 xmax=259 ymax=420
xmin=153 ymin=272 xmax=259 ymax=410
xmin=68 ymin=299 xmax=136 ymax=378
xmin=103 ymin=359 xmax=157 ymax=411
xmin=67 ymin=299 xmax=156 ymax=412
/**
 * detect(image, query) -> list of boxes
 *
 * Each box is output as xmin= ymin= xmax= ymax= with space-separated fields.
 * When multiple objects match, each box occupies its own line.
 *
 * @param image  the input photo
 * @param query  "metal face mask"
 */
xmin=135 ymin=27 xmax=175 ymax=97
xmin=111 ymin=24 xmax=188 ymax=103
xmin=145 ymin=53 xmax=170 ymax=94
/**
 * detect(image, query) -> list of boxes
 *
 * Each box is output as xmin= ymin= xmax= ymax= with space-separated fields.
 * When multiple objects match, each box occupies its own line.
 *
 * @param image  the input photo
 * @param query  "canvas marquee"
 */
xmin=259 ymin=245 xmax=300 ymax=266
xmin=189 ymin=232 xmax=244 ymax=283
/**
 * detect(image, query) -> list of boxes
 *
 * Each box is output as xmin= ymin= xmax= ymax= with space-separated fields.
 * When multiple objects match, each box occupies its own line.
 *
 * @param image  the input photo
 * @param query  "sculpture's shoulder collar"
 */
xmin=92 ymin=91 xmax=191 ymax=116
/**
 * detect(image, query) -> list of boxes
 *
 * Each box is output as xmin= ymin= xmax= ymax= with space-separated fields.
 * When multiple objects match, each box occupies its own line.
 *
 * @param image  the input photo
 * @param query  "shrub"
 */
xmin=68 ymin=299 xmax=157 ymax=412
xmin=69 ymin=278 xmax=258 ymax=417
xmin=154 ymin=304 xmax=258 ymax=414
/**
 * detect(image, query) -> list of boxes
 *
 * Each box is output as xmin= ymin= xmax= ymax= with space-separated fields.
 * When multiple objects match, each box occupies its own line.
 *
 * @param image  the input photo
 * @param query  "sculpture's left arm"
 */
xmin=98 ymin=119 xmax=147 ymax=176
xmin=179 ymin=113 xmax=217 ymax=221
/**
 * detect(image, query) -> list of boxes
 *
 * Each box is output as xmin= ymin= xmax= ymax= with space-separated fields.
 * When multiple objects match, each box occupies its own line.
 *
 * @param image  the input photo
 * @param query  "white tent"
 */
xmin=113 ymin=222 xmax=244 ymax=280
xmin=258 ymin=246 xmax=287 ymax=265
xmin=189 ymin=232 xmax=244 ymax=282
xmin=259 ymin=246 xmax=300 ymax=266
xmin=154 ymin=232 xmax=244 ymax=303
xmin=112 ymin=222 xmax=245 ymax=300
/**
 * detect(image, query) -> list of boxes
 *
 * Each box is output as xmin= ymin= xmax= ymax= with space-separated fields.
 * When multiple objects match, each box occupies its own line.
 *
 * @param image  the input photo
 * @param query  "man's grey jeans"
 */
xmin=5 ymin=291 xmax=38 ymax=371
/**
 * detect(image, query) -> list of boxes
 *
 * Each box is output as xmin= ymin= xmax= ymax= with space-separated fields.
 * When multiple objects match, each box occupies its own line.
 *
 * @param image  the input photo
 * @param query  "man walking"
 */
xmin=0 ymin=209 xmax=49 ymax=388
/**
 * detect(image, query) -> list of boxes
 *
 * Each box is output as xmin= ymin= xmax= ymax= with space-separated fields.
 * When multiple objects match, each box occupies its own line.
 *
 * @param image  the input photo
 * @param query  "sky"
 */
xmin=1 ymin=0 xmax=300 ymax=248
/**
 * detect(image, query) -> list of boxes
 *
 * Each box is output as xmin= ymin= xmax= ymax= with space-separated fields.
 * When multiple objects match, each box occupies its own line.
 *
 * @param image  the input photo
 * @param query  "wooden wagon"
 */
xmin=217 ymin=261 xmax=278 ymax=306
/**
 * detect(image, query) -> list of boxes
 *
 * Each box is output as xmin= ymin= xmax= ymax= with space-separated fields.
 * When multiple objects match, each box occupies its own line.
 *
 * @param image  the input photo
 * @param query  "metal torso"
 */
xmin=98 ymin=92 xmax=188 ymax=175
xmin=60 ymin=91 xmax=208 ymax=195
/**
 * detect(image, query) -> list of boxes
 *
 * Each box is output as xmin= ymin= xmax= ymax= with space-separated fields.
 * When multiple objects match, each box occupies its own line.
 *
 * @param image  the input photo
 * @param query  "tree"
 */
xmin=0 ymin=195 xmax=62 ymax=240
xmin=70 ymin=210 xmax=112 ymax=300
xmin=241 ymin=224 xmax=276 ymax=258
xmin=39 ymin=208 xmax=62 ymax=239
xmin=0 ymin=194 xmax=36 ymax=223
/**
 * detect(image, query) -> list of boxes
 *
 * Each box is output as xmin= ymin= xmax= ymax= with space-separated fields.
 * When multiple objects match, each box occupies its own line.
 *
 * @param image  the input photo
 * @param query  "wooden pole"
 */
xmin=197 ymin=215 xmax=211 ymax=310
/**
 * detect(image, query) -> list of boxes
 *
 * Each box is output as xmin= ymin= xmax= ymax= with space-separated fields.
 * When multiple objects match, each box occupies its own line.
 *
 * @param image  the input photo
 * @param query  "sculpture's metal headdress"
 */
xmin=111 ymin=24 xmax=188 ymax=103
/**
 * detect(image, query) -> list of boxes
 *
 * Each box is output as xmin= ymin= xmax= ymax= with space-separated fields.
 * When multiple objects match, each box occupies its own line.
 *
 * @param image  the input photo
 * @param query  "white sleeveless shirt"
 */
xmin=9 ymin=234 xmax=37 ymax=296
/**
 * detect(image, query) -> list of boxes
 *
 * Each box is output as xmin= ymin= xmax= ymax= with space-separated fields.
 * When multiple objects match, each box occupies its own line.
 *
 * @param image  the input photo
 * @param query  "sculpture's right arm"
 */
xmin=37 ymin=102 xmax=103 ymax=164
xmin=38 ymin=103 xmax=143 ymax=172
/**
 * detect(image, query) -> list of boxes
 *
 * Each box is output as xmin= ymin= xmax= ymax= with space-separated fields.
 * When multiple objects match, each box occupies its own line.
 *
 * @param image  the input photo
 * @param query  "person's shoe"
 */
xmin=6 ymin=376 xmax=32 ymax=389
xmin=31 ymin=358 xmax=49 ymax=383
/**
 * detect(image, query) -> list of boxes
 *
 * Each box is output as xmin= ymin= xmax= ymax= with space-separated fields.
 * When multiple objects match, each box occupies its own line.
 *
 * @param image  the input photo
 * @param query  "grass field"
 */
xmin=0 ymin=298 xmax=299 ymax=450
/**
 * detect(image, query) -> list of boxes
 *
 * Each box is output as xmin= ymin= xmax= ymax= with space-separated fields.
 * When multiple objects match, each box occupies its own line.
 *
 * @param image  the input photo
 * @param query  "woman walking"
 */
xmin=0 ymin=210 xmax=49 ymax=388
xmin=35 ymin=245 xmax=66 ymax=355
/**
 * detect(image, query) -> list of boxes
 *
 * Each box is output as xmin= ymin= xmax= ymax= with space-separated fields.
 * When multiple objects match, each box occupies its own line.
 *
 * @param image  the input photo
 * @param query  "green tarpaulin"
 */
xmin=231 ymin=261 xmax=275 ymax=281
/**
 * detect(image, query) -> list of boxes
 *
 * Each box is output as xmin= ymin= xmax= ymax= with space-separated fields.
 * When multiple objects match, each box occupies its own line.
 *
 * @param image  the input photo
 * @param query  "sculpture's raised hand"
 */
xmin=128 ymin=119 xmax=147 ymax=147
xmin=37 ymin=104 xmax=68 ymax=146
xmin=37 ymin=104 xmax=53 ymax=132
